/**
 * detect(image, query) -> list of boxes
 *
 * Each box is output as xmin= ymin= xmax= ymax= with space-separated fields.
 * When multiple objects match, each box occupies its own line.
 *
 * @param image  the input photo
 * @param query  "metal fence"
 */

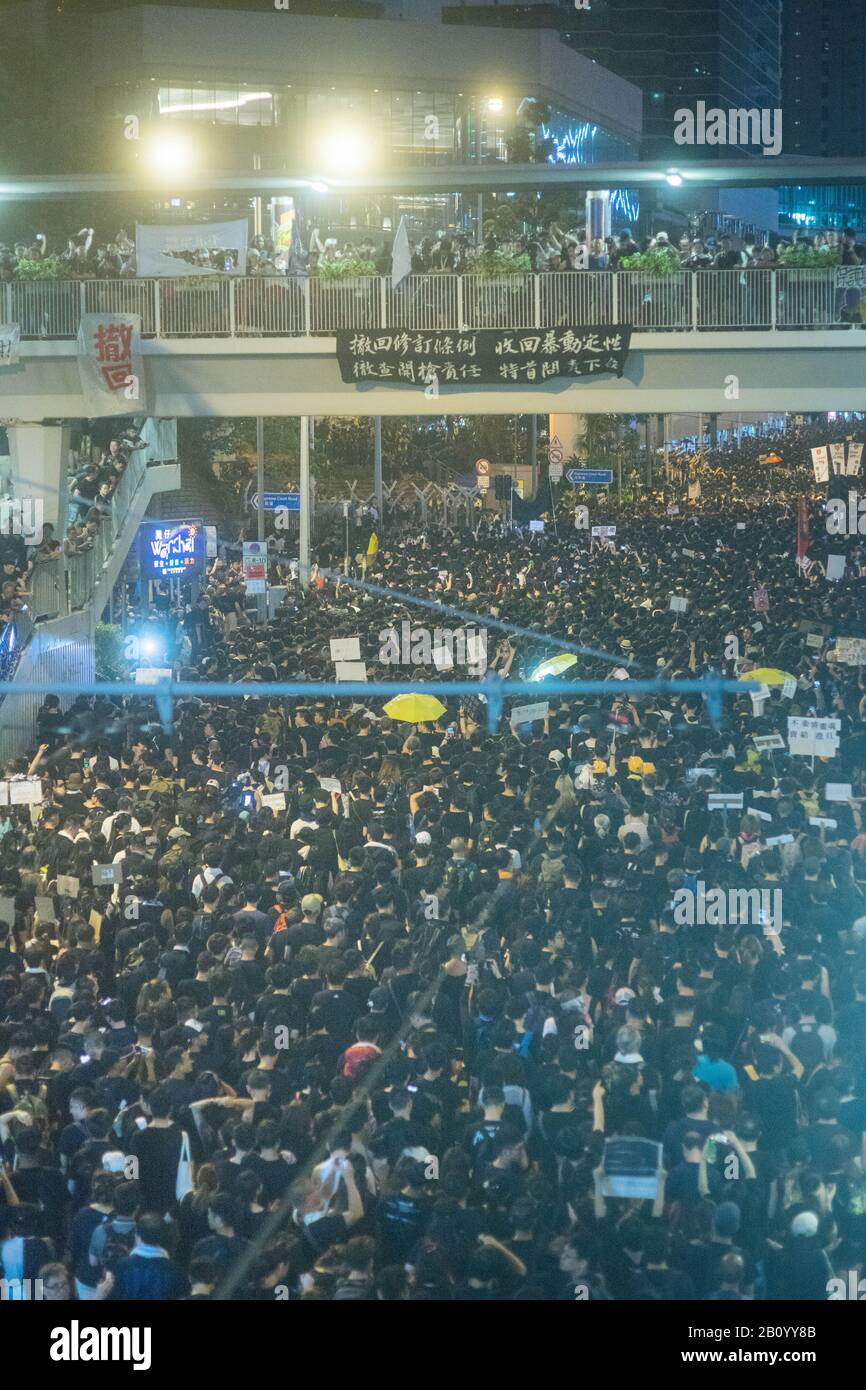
xmin=4 ymin=269 xmax=863 ymax=340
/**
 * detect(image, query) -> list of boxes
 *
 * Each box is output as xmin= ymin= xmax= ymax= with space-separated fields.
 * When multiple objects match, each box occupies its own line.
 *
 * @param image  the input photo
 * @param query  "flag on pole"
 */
xmin=391 ymin=216 xmax=412 ymax=290
xmin=367 ymin=532 xmax=379 ymax=557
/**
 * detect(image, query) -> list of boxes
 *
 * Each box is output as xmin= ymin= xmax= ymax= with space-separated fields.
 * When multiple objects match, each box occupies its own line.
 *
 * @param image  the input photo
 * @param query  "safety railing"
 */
xmin=4 ymin=269 xmax=864 ymax=338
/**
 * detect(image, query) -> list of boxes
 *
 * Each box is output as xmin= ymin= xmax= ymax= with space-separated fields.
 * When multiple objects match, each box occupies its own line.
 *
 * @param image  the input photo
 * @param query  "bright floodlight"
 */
xmin=319 ymin=128 xmax=369 ymax=172
xmin=146 ymin=135 xmax=193 ymax=177
xmin=665 ymin=172 xmax=683 ymax=186
xmin=308 ymin=180 xmax=330 ymax=194
xmin=487 ymin=97 xmax=504 ymax=113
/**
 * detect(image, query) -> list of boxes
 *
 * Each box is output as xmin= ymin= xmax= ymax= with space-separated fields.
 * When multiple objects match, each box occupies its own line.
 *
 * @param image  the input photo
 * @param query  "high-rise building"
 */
xmin=779 ymin=0 xmax=866 ymax=231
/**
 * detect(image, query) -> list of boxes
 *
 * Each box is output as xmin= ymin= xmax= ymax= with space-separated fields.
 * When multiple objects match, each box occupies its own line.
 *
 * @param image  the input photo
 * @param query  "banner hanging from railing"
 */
xmin=0 ymin=324 xmax=20 ymax=366
xmin=135 ymin=220 xmax=249 ymax=278
xmin=335 ymin=326 xmax=632 ymax=386
xmin=76 ymin=314 xmax=144 ymax=416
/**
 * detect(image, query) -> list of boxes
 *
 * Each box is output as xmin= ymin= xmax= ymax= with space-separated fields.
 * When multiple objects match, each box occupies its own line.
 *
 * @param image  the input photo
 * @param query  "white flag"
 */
xmin=0 ymin=324 xmax=20 ymax=367
xmin=77 ymin=314 xmax=144 ymax=416
xmin=811 ymin=446 xmax=829 ymax=483
xmin=391 ymin=216 xmax=412 ymax=290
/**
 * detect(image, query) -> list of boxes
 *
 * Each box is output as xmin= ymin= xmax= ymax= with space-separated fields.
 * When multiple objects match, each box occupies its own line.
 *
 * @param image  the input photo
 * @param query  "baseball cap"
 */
xmin=415 ymin=831 xmax=432 ymax=847
xmin=790 ymin=1211 xmax=819 ymax=1237
xmin=301 ymin=893 xmax=324 ymax=914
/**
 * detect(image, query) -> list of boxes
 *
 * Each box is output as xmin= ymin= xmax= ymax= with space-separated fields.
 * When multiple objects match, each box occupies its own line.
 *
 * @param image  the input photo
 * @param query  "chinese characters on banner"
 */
xmin=335 ymin=326 xmax=632 ymax=387
xmin=811 ymin=446 xmax=830 ymax=484
xmin=0 ymin=325 xmax=20 ymax=367
xmin=76 ymin=314 xmax=144 ymax=416
xmin=242 ymin=541 xmax=267 ymax=595
xmin=787 ymin=716 xmax=841 ymax=758
xmin=753 ymin=586 xmax=769 ymax=612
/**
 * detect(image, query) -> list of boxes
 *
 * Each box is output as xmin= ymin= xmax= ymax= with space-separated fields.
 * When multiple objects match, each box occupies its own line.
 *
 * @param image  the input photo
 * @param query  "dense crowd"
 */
xmin=3 ymin=427 xmax=866 ymax=1302
xmin=3 ymin=221 xmax=865 ymax=283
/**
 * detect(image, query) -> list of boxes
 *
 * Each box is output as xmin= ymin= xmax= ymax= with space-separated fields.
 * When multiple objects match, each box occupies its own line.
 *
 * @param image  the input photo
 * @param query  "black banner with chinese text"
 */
xmin=335 ymin=326 xmax=632 ymax=387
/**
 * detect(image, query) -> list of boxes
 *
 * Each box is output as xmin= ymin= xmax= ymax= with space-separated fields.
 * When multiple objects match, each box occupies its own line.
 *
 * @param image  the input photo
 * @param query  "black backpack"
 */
xmin=99 ymin=1221 xmax=137 ymax=1276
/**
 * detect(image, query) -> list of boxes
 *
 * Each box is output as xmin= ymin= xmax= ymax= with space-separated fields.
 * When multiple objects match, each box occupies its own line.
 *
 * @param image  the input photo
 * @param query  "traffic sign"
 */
xmin=566 ymin=469 xmax=613 ymax=486
xmin=474 ymin=458 xmax=491 ymax=475
xmin=252 ymin=492 xmax=300 ymax=512
xmin=548 ymin=435 xmax=564 ymax=465
xmin=477 ymin=474 xmax=490 ymax=492
xmin=548 ymin=460 xmax=563 ymax=482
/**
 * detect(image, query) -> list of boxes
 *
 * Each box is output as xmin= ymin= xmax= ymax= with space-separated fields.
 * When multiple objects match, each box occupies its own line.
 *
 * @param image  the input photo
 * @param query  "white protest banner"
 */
xmin=811 ymin=446 xmax=830 ymax=483
xmin=9 ymin=778 xmax=42 ymax=805
xmin=809 ymin=816 xmax=837 ymax=829
xmin=601 ymin=1137 xmax=663 ymax=1200
xmin=669 ymin=595 xmax=688 ymax=612
xmin=77 ymin=314 xmax=144 ymax=417
xmin=805 ymin=633 xmax=824 ymax=650
xmin=205 ymin=526 xmax=218 ymax=559
xmin=787 ymin=716 xmax=841 ymax=757
xmin=35 ymin=896 xmax=57 ymax=923
xmin=592 ymin=526 xmax=617 ymax=539
xmin=0 ymin=324 xmax=20 ymax=367
xmin=827 ymin=554 xmax=846 ymax=582
xmin=319 ymin=777 xmax=342 ymax=795
xmin=750 ymin=808 xmax=773 ymax=822
xmin=824 ymin=783 xmax=853 ymax=802
xmin=830 ymin=442 xmax=847 ymax=475
xmin=330 ymin=637 xmax=361 ymax=663
xmin=529 ymin=519 xmax=545 ymax=533
xmin=750 ymin=682 xmax=771 ymax=710
xmin=666 ymin=506 xmax=680 ymax=515
xmin=0 ymin=783 xmax=8 ymax=806
xmin=847 ymin=441 xmax=864 ymax=476
xmin=754 ymin=734 xmax=786 ymax=751
xmin=766 ymin=834 xmax=795 ymax=846
xmin=687 ymin=479 xmax=701 ymax=502
xmin=57 ymin=875 xmax=80 ymax=898
xmin=510 ymin=701 xmax=549 ymax=727
xmin=135 ymin=219 xmax=249 ymax=277
xmin=781 ymin=677 xmax=797 ymax=699
xmin=261 ymin=793 xmax=287 ymax=812
xmin=736 ymin=522 xmax=746 ymax=531
xmin=334 ymin=661 xmax=367 ymax=682
xmin=708 ymin=792 xmax=744 ymax=809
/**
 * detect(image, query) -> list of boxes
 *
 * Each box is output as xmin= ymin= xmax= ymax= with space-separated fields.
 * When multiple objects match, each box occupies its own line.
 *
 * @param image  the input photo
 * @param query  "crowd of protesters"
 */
xmin=3 ymin=220 xmax=866 ymax=284
xmin=3 ymin=421 xmax=866 ymax=1301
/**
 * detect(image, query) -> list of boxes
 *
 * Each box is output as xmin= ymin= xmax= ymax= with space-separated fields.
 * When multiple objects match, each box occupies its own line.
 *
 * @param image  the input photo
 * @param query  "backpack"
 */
xmin=100 ymin=1221 xmax=136 ymax=1275
xmin=5 ymin=1082 xmax=48 ymax=1130
xmin=539 ymin=854 xmax=565 ymax=890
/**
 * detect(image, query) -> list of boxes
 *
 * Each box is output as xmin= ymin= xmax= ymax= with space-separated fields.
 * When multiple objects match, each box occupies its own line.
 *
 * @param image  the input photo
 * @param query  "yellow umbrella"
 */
xmin=737 ymin=668 xmax=795 ymax=687
xmin=383 ymin=693 xmax=447 ymax=724
xmin=529 ymin=652 xmax=578 ymax=681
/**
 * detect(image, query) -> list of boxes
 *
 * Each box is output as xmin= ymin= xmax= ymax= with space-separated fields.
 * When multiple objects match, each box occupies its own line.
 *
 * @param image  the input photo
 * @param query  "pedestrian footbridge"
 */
xmin=1 ymin=271 xmax=865 ymax=417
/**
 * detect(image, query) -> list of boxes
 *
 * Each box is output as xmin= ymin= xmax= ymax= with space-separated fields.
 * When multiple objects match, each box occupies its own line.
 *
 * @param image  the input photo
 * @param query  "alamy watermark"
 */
xmin=378 ymin=621 xmax=487 ymax=673
xmin=674 ymin=103 xmax=782 ymax=157
xmin=673 ymin=883 xmax=782 ymax=936
xmin=0 ymin=497 xmax=43 ymax=544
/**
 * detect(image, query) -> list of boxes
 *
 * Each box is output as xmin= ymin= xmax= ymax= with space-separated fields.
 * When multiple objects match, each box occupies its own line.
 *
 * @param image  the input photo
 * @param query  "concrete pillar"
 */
xmin=6 ymin=423 xmax=71 ymax=535
xmin=548 ymin=414 xmax=587 ymax=466
xmin=373 ymin=416 xmax=383 ymax=524
xmin=299 ymin=415 xmax=311 ymax=588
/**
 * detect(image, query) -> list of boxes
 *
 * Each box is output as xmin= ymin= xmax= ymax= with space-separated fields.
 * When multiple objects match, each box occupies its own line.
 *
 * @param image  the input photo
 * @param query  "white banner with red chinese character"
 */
xmin=76 ymin=314 xmax=145 ymax=416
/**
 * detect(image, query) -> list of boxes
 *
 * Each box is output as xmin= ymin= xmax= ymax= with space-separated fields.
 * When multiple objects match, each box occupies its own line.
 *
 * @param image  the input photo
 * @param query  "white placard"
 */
xmin=510 ymin=701 xmax=549 ymax=727
xmin=750 ymin=682 xmax=771 ymax=705
xmin=334 ymin=662 xmax=367 ymax=681
xmin=708 ymin=793 xmax=744 ymax=809
xmin=750 ymin=808 xmax=773 ymax=822
xmin=787 ymin=715 xmax=841 ymax=757
xmin=754 ymin=734 xmax=786 ymax=750
xmin=681 ymin=548 xmax=697 ymax=558
xmin=666 ymin=506 xmax=680 ymax=516
xmin=669 ymin=595 xmax=688 ymax=612
xmin=806 ymin=633 xmax=824 ymax=650
xmin=827 ymin=554 xmax=846 ymax=582
xmin=57 ymin=874 xmax=80 ymax=897
xmin=809 ymin=816 xmax=837 ymax=829
xmin=0 ymin=783 xmax=8 ymax=806
xmin=766 ymin=834 xmax=795 ymax=846
xmin=319 ymin=777 xmax=342 ymax=794
xmin=781 ymin=677 xmax=797 ymax=699
xmin=205 ymin=526 xmax=218 ymax=559
xmin=261 ymin=792 xmax=287 ymax=812
xmin=824 ymin=783 xmax=852 ymax=802
xmin=529 ymin=520 xmax=545 ymax=533
xmin=92 ymin=863 xmax=122 ymax=886
xmin=736 ymin=522 xmax=746 ymax=530
xmin=833 ymin=637 xmax=866 ymax=666
xmin=330 ymin=637 xmax=361 ymax=663
xmin=10 ymin=778 xmax=42 ymax=805
xmin=847 ymin=441 xmax=863 ymax=475
xmin=135 ymin=218 xmax=249 ymax=277
xmin=830 ymin=442 xmax=846 ymax=475
xmin=35 ymin=896 xmax=56 ymax=923
xmin=752 ymin=622 xmax=763 ymax=633
xmin=465 ymin=633 xmax=487 ymax=668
